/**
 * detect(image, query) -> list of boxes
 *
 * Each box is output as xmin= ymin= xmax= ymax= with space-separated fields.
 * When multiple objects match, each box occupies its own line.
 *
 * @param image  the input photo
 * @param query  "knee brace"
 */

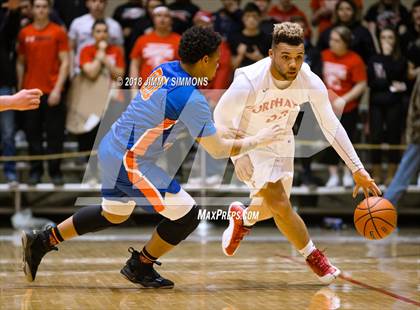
xmin=73 ymin=205 xmax=119 ymax=236
xmin=156 ymin=205 xmax=200 ymax=245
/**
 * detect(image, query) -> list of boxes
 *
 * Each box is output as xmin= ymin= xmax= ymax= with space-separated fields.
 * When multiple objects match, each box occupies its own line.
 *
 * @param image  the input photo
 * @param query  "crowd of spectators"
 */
xmin=0 ymin=0 xmax=419 ymax=189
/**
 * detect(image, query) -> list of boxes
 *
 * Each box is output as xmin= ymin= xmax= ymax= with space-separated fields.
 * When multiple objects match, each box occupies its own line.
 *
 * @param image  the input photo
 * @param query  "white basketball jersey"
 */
xmin=214 ymin=57 xmax=364 ymax=172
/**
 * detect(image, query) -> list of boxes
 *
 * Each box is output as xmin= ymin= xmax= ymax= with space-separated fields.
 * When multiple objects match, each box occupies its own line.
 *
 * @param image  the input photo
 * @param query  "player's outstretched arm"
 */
xmin=308 ymin=75 xmax=381 ymax=198
xmin=311 ymin=99 xmax=381 ymax=198
xmin=198 ymin=125 xmax=284 ymax=159
xmin=0 ymin=89 xmax=42 ymax=112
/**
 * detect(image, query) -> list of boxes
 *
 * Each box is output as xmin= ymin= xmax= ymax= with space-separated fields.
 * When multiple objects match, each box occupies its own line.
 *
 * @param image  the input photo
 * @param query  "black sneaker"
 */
xmin=120 ymin=247 xmax=174 ymax=289
xmin=21 ymin=228 xmax=58 ymax=282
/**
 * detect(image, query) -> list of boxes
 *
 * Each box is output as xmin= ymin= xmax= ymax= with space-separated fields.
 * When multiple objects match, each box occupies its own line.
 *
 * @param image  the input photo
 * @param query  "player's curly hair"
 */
xmin=179 ymin=26 xmax=221 ymax=64
xmin=272 ymin=22 xmax=304 ymax=47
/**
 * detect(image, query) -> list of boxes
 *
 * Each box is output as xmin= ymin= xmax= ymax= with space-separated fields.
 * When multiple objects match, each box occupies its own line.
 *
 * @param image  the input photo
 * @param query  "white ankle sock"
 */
xmin=299 ymin=240 xmax=316 ymax=259
xmin=242 ymin=209 xmax=255 ymax=227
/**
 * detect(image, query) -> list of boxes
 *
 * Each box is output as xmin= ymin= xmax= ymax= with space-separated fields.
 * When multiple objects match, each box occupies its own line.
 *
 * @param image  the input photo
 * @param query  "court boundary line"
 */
xmin=277 ymin=254 xmax=420 ymax=307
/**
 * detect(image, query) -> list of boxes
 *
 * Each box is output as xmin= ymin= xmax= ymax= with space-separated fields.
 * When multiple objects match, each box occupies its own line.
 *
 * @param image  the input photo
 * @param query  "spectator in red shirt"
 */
xmin=80 ymin=20 xmax=125 ymax=81
xmin=268 ymin=0 xmax=311 ymax=38
xmin=321 ymin=26 xmax=367 ymax=188
xmin=129 ymin=5 xmax=180 ymax=88
xmin=16 ymin=0 xmax=70 ymax=186
xmin=112 ymin=0 xmax=167 ymax=71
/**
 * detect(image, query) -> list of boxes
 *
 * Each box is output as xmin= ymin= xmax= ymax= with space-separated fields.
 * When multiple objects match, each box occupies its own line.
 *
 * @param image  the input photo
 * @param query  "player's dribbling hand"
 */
xmin=234 ymin=154 xmax=253 ymax=181
xmin=11 ymin=89 xmax=42 ymax=111
xmin=352 ymin=168 xmax=382 ymax=199
xmin=256 ymin=125 xmax=286 ymax=147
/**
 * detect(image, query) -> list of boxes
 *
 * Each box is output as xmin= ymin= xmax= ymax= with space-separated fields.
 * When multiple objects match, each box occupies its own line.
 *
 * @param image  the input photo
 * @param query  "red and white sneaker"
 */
xmin=222 ymin=202 xmax=251 ymax=256
xmin=306 ymin=249 xmax=341 ymax=284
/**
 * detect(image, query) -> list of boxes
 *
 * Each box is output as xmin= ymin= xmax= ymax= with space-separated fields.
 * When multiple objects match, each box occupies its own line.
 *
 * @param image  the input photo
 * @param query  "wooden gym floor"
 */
xmin=0 ymin=226 xmax=419 ymax=310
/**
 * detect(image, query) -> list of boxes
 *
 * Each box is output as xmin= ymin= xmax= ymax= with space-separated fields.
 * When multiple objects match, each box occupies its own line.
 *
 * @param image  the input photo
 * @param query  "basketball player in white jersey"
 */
xmin=214 ymin=22 xmax=381 ymax=284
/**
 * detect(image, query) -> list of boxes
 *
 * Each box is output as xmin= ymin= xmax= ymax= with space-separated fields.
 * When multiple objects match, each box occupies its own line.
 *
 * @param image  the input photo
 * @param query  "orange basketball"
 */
xmin=354 ymin=197 xmax=397 ymax=240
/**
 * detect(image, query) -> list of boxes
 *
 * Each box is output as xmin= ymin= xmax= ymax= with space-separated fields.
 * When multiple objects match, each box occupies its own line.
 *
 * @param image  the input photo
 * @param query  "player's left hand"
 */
xmin=352 ymin=168 xmax=382 ymax=198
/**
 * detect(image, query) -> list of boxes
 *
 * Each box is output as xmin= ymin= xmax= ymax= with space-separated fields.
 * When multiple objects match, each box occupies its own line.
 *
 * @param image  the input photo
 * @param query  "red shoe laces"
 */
xmin=309 ymin=249 xmax=330 ymax=273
